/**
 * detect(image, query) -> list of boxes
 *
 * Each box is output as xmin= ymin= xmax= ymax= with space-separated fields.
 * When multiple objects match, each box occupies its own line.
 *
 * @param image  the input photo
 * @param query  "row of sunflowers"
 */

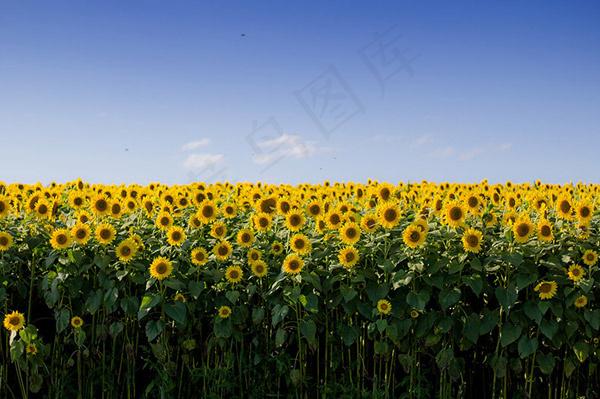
xmin=0 ymin=179 xmax=598 ymax=398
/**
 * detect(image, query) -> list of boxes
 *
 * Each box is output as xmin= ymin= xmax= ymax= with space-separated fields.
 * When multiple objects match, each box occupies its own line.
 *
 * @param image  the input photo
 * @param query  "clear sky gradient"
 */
xmin=1 ymin=1 xmax=599 ymax=186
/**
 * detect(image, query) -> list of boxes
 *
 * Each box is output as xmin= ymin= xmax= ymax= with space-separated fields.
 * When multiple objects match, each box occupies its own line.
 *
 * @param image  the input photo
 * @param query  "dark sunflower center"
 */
xmin=540 ymin=283 xmax=552 ymax=293
xmin=57 ymin=234 xmax=68 ymax=245
xmin=172 ymin=232 xmax=182 ymax=241
xmin=366 ymin=219 xmax=376 ymax=229
xmin=160 ymin=217 xmax=170 ymax=226
xmin=310 ymin=205 xmax=320 ymax=215
xmin=255 ymin=265 xmax=264 ymax=274
xmin=384 ymin=209 xmax=397 ymax=222
xmin=380 ymin=188 xmax=390 ymax=201
xmin=294 ymin=239 xmax=305 ymax=249
xmin=9 ymin=317 xmax=20 ymax=326
xmin=218 ymin=246 xmax=228 ymax=256
xmin=290 ymin=215 xmax=301 ymax=226
xmin=156 ymin=263 xmax=167 ymax=274
xmin=112 ymin=204 xmax=121 ymax=214
xmin=195 ymin=252 xmax=205 ymax=261
xmin=587 ymin=254 xmax=595 ymax=261
xmin=76 ymin=229 xmax=86 ymax=239
xmin=402 ymin=230 xmax=417 ymax=242
xmin=345 ymin=253 xmax=355 ymax=262
xmin=541 ymin=225 xmax=551 ymax=236
xmin=38 ymin=204 xmax=48 ymax=214
xmin=572 ymin=268 xmax=580 ymax=277
xmin=467 ymin=235 xmax=479 ymax=247
xmin=202 ymin=206 xmax=214 ymax=218
xmin=449 ymin=207 xmax=462 ymax=221
xmin=259 ymin=218 xmax=269 ymax=227
xmin=80 ymin=215 xmax=90 ymax=223
xmin=261 ymin=198 xmax=277 ymax=213
xmin=215 ymin=227 xmax=223 ymax=236
xmin=580 ymin=207 xmax=591 ymax=217
xmin=560 ymin=201 xmax=571 ymax=213
xmin=468 ymin=197 xmax=478 ymax=207
xmin=74 ymin=198 xmax=83 ymax=206
xmin=121 ymin=246 xmax=131 ymax=256
xmin=96 ymin=200 xmax=107 ymax=212
xmin=0 ymin=237 xmax=8 ymax=246
xmin=516 ymin=224 xmax=530 ymax=237
xmin=229 ymin=270 xmax=239 ymax=279
xmin=289 ymin=261 xmax=299 ymax=271
xmin=435 ymin=200 xmax=443 ymax=211
xmin=330 ymin=214 xmax=340 ymax=224
xmin=242 ymin=233 xmax=251 ymax=243
xmin=509 ymin=198 xmax=516 ymax=207
xmin=100 ymin=229 xmax=111 ymax=239
xmin=380 ymin=303 xmax=388 ymax=311
xmin=226 ymin=206 xmax=234 ymax=214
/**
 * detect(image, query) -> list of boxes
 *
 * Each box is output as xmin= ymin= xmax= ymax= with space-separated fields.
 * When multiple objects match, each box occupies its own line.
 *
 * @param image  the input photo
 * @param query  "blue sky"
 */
xmin=1 ymin=1 xmax=599 ymax=186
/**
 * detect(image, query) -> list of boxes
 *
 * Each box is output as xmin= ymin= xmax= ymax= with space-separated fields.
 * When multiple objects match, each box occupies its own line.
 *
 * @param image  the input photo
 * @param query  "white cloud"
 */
xmin=369 ymin=134 xmax=397 ymax=143
xmin=498 ymin=143 xmax=511 ymax=151
xmin=459 ymin=147 xmax=487 ymax=161
xmin=251 ymin=134 xmax=325 ymax=165
xmin=181 ymin=139 xmax=211 ymax=151
xmin=427 ymin=146 xmax=455 ymax=158
xmin=183 ymin=153 xmax=225 ymax=169
xmin=410 ymin=135 xmax=434 ymax=148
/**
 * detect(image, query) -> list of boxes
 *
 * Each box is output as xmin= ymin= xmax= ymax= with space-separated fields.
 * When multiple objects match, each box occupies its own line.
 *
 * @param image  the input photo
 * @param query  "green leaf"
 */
xmin=537 ymin=352 xmax=555 ymax=374
xmin=376 ymin=319 xmax=388 ymax=334
xmin=94 ymin=254 xmax=110 ymax=269
xmin=55 ymin=308 xmax=70 ymax=333
xmin=86 ymin=289 xmax=103 ymax=315
xmin=272 ymin=304 xmax=289 ymax=327
xmin=480 ymin=311 xmax=499 ymax=335
xmin=275 ymin=328 xmax=287 ymax=347
xmin=584 ymin=309 xmax=600 ymax=330
xmin=225 ymin=290 xmax=240 ymax=304
xmin=524 ymin=301 xmax=542 ymax=324
xmin=518 ymin=335 xmax=538 ymax=358
xmin=341 ymin=286 xmax=357 ymax=303
xmin=470 ymin=257 xmax=482 ymax=271
xmin=252 ymin=308 xmax=265 ymax=324
xmin=495 ymin=284 xmax=518 ymax=314
xmin=462 ymin=275 xmax=483 ymax=296
xmin=489 ymin=354 xmax=508 ymax=378
xmin=502 ymin=252 xmax=523 ymax=267
xmin=579 ymin=278 xmax=594 ymax=294
xmin=501 ymin=322 xmax=522 ymax=347
xmin=406 ymin=290 xmax=430 ymax=312
xmin=463 ymin=313 xmax=480 ymax=344
xmin=374 ymin=341 xmax=389 ymax=354
xmin=573 ymin=341 xmax=591 ymax=363
xmin=540 ymin=319 xmax=558 ymax=339
xmin=448 ymin=261 xmax=464 ymax=274
xmin=188 ymin=281 xmax=204 ymax=299
xmin=145 ymin=320 xmax=164 ymax=342
xmin=109 ymin=322 xmax=124 ymax=338
xmin=163 ymin=279 xmax=185 ymax=291
xmin=214 ymin=319 xmax=232 ymax=338
xmin=299 ymin=319 xmax=317 ymax=346
xmin=341 ymin=325 xmax=360 ymax=346
xmin=303 ymin=293 xmax=318 ymax=313
xmin=165 ymin=301 xmax=186 ymax=325
xmin=538 ymin=301 xmax=551 ymax=316
xmin=438 ymin=317 xmax=454 ymax=334
xmin=436 ymin=348 xmax=454 ymax=370
xmin=516 ymin=273 xmax=537 ymax=291
xmin=440 ymin=287 xmax=461 ymax=310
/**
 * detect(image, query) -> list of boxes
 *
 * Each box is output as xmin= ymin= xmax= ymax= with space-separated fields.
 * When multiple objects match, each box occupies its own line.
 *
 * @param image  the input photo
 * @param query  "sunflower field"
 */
xmin=0 ymin=179 xmax=599 ymax=399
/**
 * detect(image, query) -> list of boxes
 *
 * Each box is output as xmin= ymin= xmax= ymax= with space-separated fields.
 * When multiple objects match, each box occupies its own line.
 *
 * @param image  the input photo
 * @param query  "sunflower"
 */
xmin=534 ymin=281 xmax=557 ymax=300
xmin=555 ymin=196 xmax=573 ymax=219
xmin=109 ymin=200 xmax=123 ymax=219
xmin=174 ymin=293 xmax=186 ymax=302
xmin=576 ymin=202 xmax=594 ymax=223
xmin=116 ymin=239 xmax=137 ymax=262
xmin=35 ymin=199 xmax=53 ymax=220
xmin=502 ymin=211 xmax=518 ymax=227
xmin=285 ymin=211 xmax=306 ymax=232
xmin=276 ymin=198 xmax=292 ymax=215
xmin=124 ymin=198 xmax=138 ymax=213
xmin=338 ymin=246 xmax=359 ymax=268
xmin=225 ymin=266 xmax=243 ymax=284
xmin=412 ymin=218 xmax=429 ymax=233
xmin=513 ymin=218 xmax=534 ymax=243
xmin=568 ymin=264 xmax=585 ymax=282
xmin=26 ymin=344 xmax=38 ymax=355
xmin=95 ymin=223 xmax=116 ymax=245
xmin=210 ymin=222 xmax=227 ymax=239
xmin=583 ymin=250 xmax=598 ymax=266
xmin=233 ymin=229 xmax=253 ymax=248
xmin=537 ymin=219 xmax=554 ymax=242
xmin=410 ymin=310 xmax=419 ymax=318
xmin=271 ymin=241 xmax=284 ymax=255
xmin=155 ymin=212 xmax=174 ymax=231
xmin=70 ymin=224 xmax=91 ymax=245
xmin=360 ymin=213 xmax=379 ymax=233
xmin=3 ymin=311 xmax=25 ymax=331
xmin=306 ymin=201 xmax=322 ymax=218
xmin=0 ymin=196 xmax=11 ymax=218
xmin=253 ymin=212 xmax=273 ymax=231
xmin=403 ymin=225 xmax=426 ymax=249
xmin=198 ymin=201 xmax=218 ymax=224
xmin=188 ymin=214 xmax=202 ymax=229
xmin=377 ymin=299 xmax=392 ymax=315
xmin=213 ymin=241 xmax=233 ymax=261
xmin=289 ymin=234 xmax=311 ymax=255
xmin=0 ymin=231 xmax=13 ymax=251
xmin=444 ymin=201 xmax=466 ymax=227
xmin=191 ymin=248 xmax=208 ymax=266
xmin=283 ymin=254 xmax=304 ymax=275
xmin=465 ymin=193 xmax=482 ymax=215
xmin=218 ymin=305 xmax=232 ymax=318
xmin=90 ymin=196 xmax=110 ymax=216
xmin=75 ymin=210 xmax=92 ymax=224
xmin=50 ymin=228 xmax=72 ymax=250
xmin=71 ymin=316 xmax=83 ymax=328
xmin=377 ymin=203 xmax=402 ymax=229
xmin=149 ymin=257 xmax=173 ymax=280
xmin=129 ymin=233 xmax=144 ymax=250
xmin=166 ymin=226 xmax=186 ymax=246
xmin=483 ymin=212 xmax=498 ymax=226
xmin=339 ymin=222 xmax=361 ymax=245
xmin=325 ymin=209 xmax=343 ymax=230
xmin=251 ymin=260 xmax=268 ymax=277
xmin=376 ymin=183 xmax=394 ymax=202
xmin=221 ymin=202 xmax=237 ymax=218
xmin=461 ymin=228 xmax=483 ymax=253
xmin=247 ymin=248 xmax=262 ymax=263
xmin=574 ymin=295 xmax=588 ymax=308
xmin=258 ymin=197 xmax=278 ymax=215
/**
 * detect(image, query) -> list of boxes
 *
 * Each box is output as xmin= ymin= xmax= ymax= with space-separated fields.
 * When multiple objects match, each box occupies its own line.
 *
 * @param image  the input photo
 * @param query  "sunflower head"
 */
xmin=340 ymin=222 xmax=361 ymax=245
xmin=568 ymin=264 xmax=585 ymax=282
xmin=461 ymin=228 xmax=482 ymax=254
xmin=360 ymin=214 xmax=379 ymax=233
xmin=513 ymin=218 xmax=534 ymax=243
xmin=236 ymin=229 xmax=255 ymax=248
xmin=251 ymin=260 xmax=268 ymax=277
xmin=283 ymin=254 xmax=304 ymax=275
xmin=174 ymin=293 xmax=186 ymax=303
xmin=198 ymin=201 xmax=218 ymax=223
xmin=534 ymin=281 xmax=558 ymax=300
xmin=95 ymin=223 xmax=116 ymax=245
xmin=225 ymin=266 xmax=243 ymax=284
xmin=444 ymin=201 xmax=466 ymax=227
xmin=166 ymin=226 xmax=186 ymax=246
xmin=221 ymin=202 xmax=237 ymax=218
xmin=377 ymin=299 xmax=392 ymax=315
xmin=338 ymin=246 xmax=359 ymax=268
xmin=271 ymin=241 xmax=284 ymax=255
xmin=537 ymin=219 xmax=554 ymax=242
xmin=116 ymin=239 xmax=137 ymax=262
xmin=253 ymin=213 xmax=273 ymax=231
xmin=191 ymin=248 xmax=209 ymax=266
xmin=247 ymin=249 xmax=262 ymax=264
xmin=51 ymin=228 xmax=72 ymax=250
xmin=290 ymin=234 xmax=312 ymax=255
xmin=3 ymin=311 xmax=25 ymax=331
xmin=377 ymin=203 xmax=402 ymax=229
xmin=26 ymin=344 xmax=38 ymax=355
xmin=155 ymin=212 xmax=174 ymax=231
xmin=403 ymin=225 xmax=426 ymax=249
xmin=210 ymin=223 xmax=227 ymax=239
xmin=410 ymin=310 xmax=419 ymax=318
xmin=71 ymin=316 xmax=83 ymax=328
xmin=218 ymin=305 xmax=232 ymax=319
xmin=0 ymin=231 xmax=13 ymax=251
xmin=285 ymin=211 xmax=306 ymax=232
xmin=574 ymin=295 xmax=588 ymax=308
xmin=213 ymin=241 xmax=232 ymax=261
xmin=149 ymin=257 xmax=173 ymax=280
xmin=583 ymin=250 xmax=598 ymax=266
